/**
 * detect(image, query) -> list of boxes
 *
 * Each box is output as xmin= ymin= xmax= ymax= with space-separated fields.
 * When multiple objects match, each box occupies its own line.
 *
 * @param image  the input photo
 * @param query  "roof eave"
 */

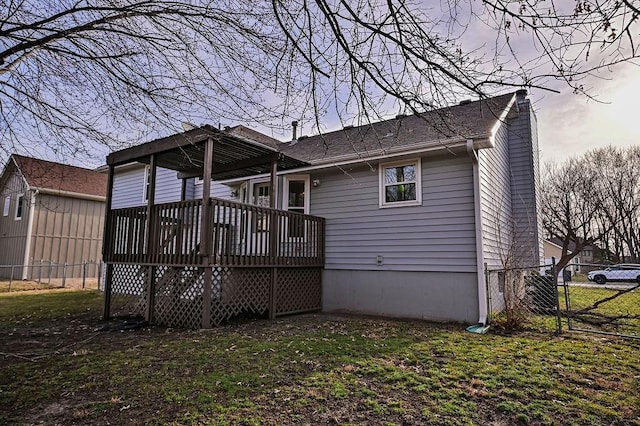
xmin=302 ymin=134 xmax=492 ymax=166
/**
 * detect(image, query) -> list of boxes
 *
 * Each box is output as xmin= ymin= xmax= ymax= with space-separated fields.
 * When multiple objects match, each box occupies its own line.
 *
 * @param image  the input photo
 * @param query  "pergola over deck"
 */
xmin=102 ymin=126 xmax=325 ymax=328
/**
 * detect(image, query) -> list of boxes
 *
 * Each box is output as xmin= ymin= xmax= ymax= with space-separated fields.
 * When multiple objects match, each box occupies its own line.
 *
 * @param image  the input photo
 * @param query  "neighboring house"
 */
xmin=103 ymin=90 xmax=542 ymax=328
xmin=0 ymin=155 xmax=107 ymax=279
xmin=543 ymin=239 xmax=581 ymax=273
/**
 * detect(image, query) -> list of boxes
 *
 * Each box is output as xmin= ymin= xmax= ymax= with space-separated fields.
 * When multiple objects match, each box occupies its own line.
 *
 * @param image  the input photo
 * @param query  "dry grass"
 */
xmin=1 ymin=290 xmax=639 ymax=425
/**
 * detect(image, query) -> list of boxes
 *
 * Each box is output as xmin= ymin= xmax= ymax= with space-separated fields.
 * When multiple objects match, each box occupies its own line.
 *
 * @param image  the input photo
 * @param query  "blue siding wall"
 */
xmin=310 ymin=155 xmax=477 ymax=273
xmin=479 ymin=117 xmax=514 ymax=268
xmin=478 ymin=95 xmax=542 ymax=269
xmin=111 ymin=165 xmax=182 ymax=209
xmin=509 ymin=97 xmax=543 ymax=266
xmin=193 ymin=179 xmax=238 ymax=201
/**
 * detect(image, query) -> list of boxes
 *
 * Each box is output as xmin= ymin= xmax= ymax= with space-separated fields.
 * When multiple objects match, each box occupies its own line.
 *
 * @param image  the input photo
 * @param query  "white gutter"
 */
xmin=31 ymin=187 xmax=106 ymax=202
xmin=21 ymin=189 xmax=37 ymax=279
xmin=467 ymin=139 xmax=488 ymax=326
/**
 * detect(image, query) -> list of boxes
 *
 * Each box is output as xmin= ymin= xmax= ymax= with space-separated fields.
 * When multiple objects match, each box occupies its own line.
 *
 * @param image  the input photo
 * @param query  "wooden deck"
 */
xmin=104 ymin=198 xmax=325 ymax=267
xmin=103 ymin=198 xmax=325 ymax=328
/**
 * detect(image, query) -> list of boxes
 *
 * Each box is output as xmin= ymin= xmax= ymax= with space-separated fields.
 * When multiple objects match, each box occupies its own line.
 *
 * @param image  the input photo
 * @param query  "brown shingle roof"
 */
xmin=279 ymin=92 xmax=516 ymax=164
xmin=227 ymin=125 xmax=282 ymax=149
xmin=12 ymin=155 xmax=107 ymax=198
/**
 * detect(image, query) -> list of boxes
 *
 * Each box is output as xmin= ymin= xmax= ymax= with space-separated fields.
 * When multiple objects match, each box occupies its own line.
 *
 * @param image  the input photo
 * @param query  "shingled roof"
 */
xmin=279 ymin=92 xmax=517 ymax=164
xmin=11 ymin=155 xmax=107 ymax=198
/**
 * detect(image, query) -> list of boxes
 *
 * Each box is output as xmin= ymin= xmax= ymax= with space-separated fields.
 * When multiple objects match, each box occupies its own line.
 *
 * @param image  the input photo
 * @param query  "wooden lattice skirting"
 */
xmin=104 ymin=263 xmax=322 ymax=328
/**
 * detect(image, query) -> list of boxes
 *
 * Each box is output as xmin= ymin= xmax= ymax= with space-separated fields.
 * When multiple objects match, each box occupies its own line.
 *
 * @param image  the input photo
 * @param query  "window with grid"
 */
xmin=379 ymin=159 xmax=422 ymax=207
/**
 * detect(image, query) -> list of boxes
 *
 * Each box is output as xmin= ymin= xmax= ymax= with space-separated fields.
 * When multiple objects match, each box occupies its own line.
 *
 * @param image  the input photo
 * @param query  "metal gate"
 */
xmin=560 ymin=262 xmax=640 ymax=339
xmin=485 ymin=261 xmax=640 ymax=338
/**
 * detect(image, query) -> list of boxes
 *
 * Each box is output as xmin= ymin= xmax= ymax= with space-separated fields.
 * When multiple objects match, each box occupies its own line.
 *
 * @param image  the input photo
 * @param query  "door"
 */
xmin=282 ymin=175 xmax=310 ymax=257
xmin=245 ymin=181 xmax=271 ymax=255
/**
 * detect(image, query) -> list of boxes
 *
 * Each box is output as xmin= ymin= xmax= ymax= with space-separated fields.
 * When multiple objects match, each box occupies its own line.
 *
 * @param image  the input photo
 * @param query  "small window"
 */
xmin=252 ymin=182 xmax=270 ymax=232
xmin=15 ymin=194 xmax=24 ymax=220
xmin=2 ymin=196 xmax=9 ymax=216
xmin=379 ymin=159 xmax=422 ymax=208
xmin=142 ymin=166 xmax=150 ymax=202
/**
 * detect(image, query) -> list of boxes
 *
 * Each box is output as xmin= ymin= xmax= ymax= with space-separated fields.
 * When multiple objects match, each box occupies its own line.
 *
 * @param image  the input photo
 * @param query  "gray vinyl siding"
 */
xmin=193 ymin=179 xmax=238 ymax=201
xmin=509 ymin=98 xmax=542 ymax=266
xmin=0 ymin=167 xmax=29 ymax=273
xmin=28 ymin=194 xmax=104 ymax=278
xmin=111 ymin=165 xmax=182 ymax=208
xmin=478 ymin=117 xmax=514 ymax=269
xmin=310 ymin=155 xmax=477 ymax=272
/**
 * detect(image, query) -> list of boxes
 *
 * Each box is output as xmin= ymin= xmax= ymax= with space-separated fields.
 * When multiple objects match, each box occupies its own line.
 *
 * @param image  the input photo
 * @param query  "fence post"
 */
xmin=38 ymin=259 xmax=43 ymax=284
xmin=552 ymin=257 xmax=562 ymax=334
xmin=9 ymin=266 xmax=14 ymax=292
xmin=82 ymin=261 xmax=87 ymax=289
xmin=47 ymin=262 xmax=52 ymax=286
xmin=563 ymin=261 xmax=573 ymax=331
xmin=62 ymin=263 xmax=67 ymax=288
xmin=97 ymin=262 xmax=102 ymax=291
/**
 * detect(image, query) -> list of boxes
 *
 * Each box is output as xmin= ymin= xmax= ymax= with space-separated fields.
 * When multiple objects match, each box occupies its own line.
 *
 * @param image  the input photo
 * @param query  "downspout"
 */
xmin=466 ymin=139 xmax=489 ymax=328
xmin=22 ymin=189 xmax=38 ymax=279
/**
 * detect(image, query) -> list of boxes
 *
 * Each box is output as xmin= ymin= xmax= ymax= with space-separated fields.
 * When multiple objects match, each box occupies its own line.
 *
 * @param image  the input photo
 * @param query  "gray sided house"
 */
xmin=0 ymin=155 xmax=107 ymax=279
xmin=104 ymin=91 xmax=542 ymax=328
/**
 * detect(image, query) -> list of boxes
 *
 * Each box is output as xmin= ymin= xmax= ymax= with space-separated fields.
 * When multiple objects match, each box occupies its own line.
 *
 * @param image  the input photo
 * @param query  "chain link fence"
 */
xmin=0 ymin=260 xmax=104 ymax=292
xmin=486 ymin=263 xmax=561 ymax=333
xmin=561 ymin=262 xmax=640 ymax=339
xmin=486 ymin=260 xmax=640 ymax=338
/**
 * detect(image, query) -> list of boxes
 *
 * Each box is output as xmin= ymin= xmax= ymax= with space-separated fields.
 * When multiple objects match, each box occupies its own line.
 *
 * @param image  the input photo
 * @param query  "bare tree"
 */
xmin=586 ymin=145 xmax=640 ymax=262
xmin=541 ymin=158 xmax=609 ymax=275
xmin=2 ymin=1 xmax=639 ymax=164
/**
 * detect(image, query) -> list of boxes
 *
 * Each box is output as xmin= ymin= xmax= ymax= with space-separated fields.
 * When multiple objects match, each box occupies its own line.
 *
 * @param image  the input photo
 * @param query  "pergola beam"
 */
xmin=107 ymin=128 xmax=214 ymax=167
xmin=176 ymin=152 xmax=283 ymax=180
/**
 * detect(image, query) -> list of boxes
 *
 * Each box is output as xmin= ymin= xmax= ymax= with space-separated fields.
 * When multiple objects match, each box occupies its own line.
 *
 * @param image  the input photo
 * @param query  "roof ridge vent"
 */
xmin=459 ymin=99 xmax=472 ymax=105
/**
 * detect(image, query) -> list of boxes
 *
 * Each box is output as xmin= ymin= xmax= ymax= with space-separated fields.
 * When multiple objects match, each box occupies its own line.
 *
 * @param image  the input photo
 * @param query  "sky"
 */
xmin=4 ymin=2 xmax=639 ymax=169
xmin=532 ymin=62 xmax=640 ymax=163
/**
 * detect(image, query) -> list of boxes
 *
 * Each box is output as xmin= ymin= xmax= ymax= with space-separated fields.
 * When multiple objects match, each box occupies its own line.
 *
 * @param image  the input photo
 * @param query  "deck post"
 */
xmin=102 ymin=164 xmax=115 ymax=320
xmin=268 ymin=159 xmax=279 ymax=319
xmin=200 ymin=137 xmax=215 ymax=328
xmin=144 ymin=154 xmax=157 ymax=324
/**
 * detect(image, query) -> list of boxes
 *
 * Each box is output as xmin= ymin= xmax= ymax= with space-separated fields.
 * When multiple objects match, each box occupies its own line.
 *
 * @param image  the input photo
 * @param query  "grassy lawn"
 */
xmin=563 ymin=285 xmax=640 ymax=337
xmin=1 ymin=291 xmax=639 ymax=425
xmin=0 ymin=278 xmax=100 ymax=293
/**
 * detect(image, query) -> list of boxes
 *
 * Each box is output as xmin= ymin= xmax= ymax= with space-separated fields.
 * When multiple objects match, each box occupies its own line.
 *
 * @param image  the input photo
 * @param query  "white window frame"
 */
xmin=378 ymin=158 xmax=422 ymax=208
xmin=142 ymin=165 xmax=150 ymax=203
xmin=15 ymin=193 xmax=24 ymax=220
xmin=283 ymin=174 xmax=310 ymax=240
xmin=249 ymin=178 xmax=272 ymax=233
xmin=283 ymin=174 xmax=310 ymax=215
xmin=2 ymin=195 xmax=9 ymax=217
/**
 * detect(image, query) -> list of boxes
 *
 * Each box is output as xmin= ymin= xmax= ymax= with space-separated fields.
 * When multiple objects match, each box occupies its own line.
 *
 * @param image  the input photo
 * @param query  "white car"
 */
xmin=587 ymin=264 xmax=640 ymax=285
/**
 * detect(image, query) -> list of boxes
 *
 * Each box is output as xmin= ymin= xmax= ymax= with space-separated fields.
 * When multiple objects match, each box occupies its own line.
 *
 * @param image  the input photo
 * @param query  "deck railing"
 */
xmin=104 ymin=198 xmax=325 ymax=267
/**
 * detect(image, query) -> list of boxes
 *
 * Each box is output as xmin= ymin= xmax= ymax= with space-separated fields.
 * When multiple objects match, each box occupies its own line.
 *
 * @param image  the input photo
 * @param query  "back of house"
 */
xmin=105 ymin=91 xmax=542 ymax=326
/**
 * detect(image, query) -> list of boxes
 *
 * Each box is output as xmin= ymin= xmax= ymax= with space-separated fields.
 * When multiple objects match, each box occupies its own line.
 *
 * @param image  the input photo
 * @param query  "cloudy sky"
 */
xmin=532 ymin=61 xmax=640 ymax=163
